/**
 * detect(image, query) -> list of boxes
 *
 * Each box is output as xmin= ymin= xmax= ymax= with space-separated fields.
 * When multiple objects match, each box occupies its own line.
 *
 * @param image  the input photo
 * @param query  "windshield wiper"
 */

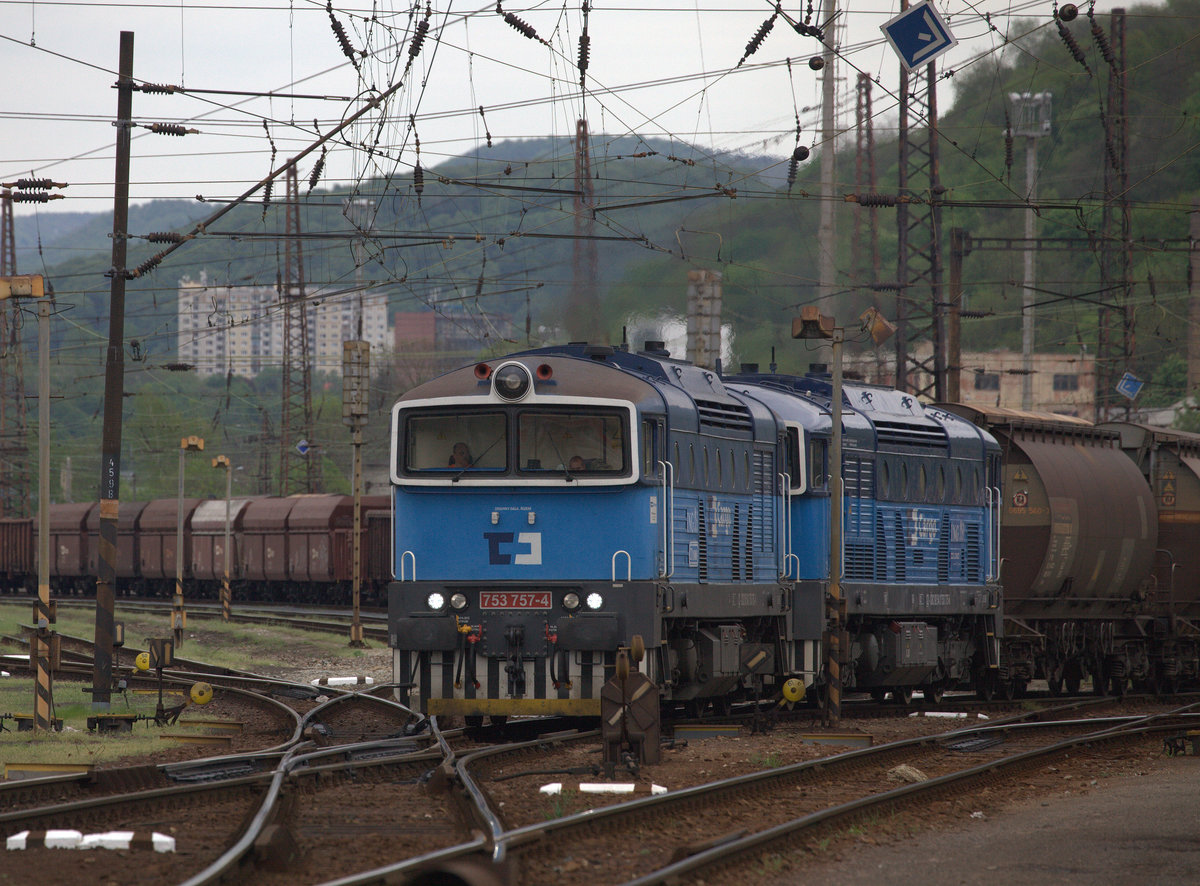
xmin=452 ymin=432 xmax=505 ymax=482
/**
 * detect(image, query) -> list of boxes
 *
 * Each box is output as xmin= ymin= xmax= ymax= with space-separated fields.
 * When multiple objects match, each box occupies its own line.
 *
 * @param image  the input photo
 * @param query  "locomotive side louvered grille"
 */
xmin=696 ymin=398 xmax=753 ymax=433
xmin=846 ymin=543 xmax=874 ymax=580
xmin=753 ymin=451 xmax=773 ymax=553
xmin=875 ymin=512 xmax=889 ymax=581
xmin=966 ymin=522 xmax=982 ymax=581
xmin=875 ymin=420 xmax=947 ymax=449
xmin=938 ymin=512 xmax=950 ymax=583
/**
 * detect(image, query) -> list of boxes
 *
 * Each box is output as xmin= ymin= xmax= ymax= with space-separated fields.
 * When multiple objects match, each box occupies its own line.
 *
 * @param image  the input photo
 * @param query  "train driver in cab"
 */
xmin=448 ymin=442 xmax=473 ymax=468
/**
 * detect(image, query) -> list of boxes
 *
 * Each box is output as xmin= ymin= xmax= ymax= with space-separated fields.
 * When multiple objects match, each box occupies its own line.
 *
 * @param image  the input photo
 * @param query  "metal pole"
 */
xmin=817 ymin=0 xmax=838 ymax=307
xmin=827 ymin=327 xmax=845 ymax=724
xmin=1021 ymin=135 xmax=1037 ymax=410
xmin=350 ymin=427 xmax=364 ymax=647
xmin=35 ymin=297 xmax=52 ymax=731
xmin=223 ymin=459 xmax=232 ymax=622
xmin=175 ymin=444 xmax=186 ymax=647
xmin=92 ymin=31 xmax=134 ymax=710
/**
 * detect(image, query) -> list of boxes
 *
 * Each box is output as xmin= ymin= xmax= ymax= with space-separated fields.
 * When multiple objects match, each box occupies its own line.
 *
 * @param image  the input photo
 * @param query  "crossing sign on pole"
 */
xmin=880 ymin=1 xmax=959 ymax=70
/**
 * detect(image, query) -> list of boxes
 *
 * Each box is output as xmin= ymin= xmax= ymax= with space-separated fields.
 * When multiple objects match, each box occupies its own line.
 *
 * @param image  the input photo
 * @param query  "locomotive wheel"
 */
xmin=684 ymin=698 xmax=706 ymax=719
xmin=1109 ymin=674 xmax=1127 ymax=697
xmin=712 ymin=695 xmax=732 ymax=717
xmin=871 ymin=688 xmax=887 ymax=703
xmin=999 ymin=680 xmax=1016 ymax=701
xmin=1047 ymin=664 xmax=1064 ymax=696
xmin=975 ymin=674 xmax=995 ymax=702
xmin=893 ymin=688 xmax=913 ymax=706
xmin=924 ymin=685 xmax=945 ymax=705
xmin=465 ymin=715 xmax=484 ymax=730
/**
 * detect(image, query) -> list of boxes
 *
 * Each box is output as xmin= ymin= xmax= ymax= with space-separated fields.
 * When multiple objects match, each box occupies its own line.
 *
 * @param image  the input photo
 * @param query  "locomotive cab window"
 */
xmin=785 ymin=426 xmax=806 ymax=492
xmin=517 ymin=409 xmax=628 ymax=475
xmin=403 ymin=412 xmax=507 ymax=473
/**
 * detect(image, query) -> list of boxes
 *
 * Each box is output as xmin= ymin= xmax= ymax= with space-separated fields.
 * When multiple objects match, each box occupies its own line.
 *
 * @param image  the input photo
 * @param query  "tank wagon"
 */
xmin=946 ymin=406 xmax=1188 ymax=696
xmin=386 ymin=342 xmax=1001 ymax=721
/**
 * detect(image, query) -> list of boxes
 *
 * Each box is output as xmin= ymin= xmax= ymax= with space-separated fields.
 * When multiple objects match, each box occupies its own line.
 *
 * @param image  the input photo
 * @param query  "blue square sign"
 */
xmin=1116 ymin=371 xmax=1143 ymax=400
xmin=881 ymin=1 xmax=959 ymax=70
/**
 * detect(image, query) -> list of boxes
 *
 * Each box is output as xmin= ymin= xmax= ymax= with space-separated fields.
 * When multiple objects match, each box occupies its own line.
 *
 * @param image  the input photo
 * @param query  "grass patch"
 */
xmin=0 ymin=600 xmax=379 ymax=673
xmin=0 ymin=677 xmax=199 ymax=767
xmin=544 ymin=788 xmax=578 ymax=820
xmin=0 ymin=598 xmax=386 ymax=770
xmin=750 ymin=750 xmax=784 ymax=768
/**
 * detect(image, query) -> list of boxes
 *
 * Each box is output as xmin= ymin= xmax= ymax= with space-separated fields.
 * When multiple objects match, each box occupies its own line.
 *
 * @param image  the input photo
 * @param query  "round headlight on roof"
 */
xmin=493 ymin=363 xmax=532 ymax=401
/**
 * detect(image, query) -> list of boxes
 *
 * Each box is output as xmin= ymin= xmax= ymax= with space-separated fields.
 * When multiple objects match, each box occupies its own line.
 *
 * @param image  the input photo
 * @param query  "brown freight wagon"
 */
xmin=46 ymin=502 xmax=96 ymax=593
xmin=241 ymin=497 xmax=299 ymax=596
xmin=190 ymin=497 xmax=258 ymax=588
xmin=138 ymin=498 xmax=204 ymax=592
xmin=0 ymin=518 xmax=34 ymax=590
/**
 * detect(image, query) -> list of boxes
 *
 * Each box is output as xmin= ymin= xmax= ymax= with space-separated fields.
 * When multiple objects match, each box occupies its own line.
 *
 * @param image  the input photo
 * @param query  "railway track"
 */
xmin=308 ymin=701 xmax=1197 ymax=886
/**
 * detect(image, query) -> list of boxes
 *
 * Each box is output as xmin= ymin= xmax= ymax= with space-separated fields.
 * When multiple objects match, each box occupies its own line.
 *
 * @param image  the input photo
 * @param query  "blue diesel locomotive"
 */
xmin=387 ymin=342 xmax=1001 ymax=720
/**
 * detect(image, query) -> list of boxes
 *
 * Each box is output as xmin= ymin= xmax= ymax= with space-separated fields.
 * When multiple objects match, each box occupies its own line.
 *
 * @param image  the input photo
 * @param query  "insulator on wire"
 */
xmin=1056 ymin=20 xmax=1091 ymax=74
xmin=578 ymin=34 xmax=590 ymax=74
xmin=857 ymin=193 xmax=897 ymax=207
xmin=413 ymin=161 xmax=424 ymax=206
xmin=498 ymin=3 xmax=545 ymax=43
xmin=133 ymin=252 xmax=166 ymax=278
xmin=10 ymin=192 xmax=61 ymax=203
xmin=327 ymin=0 xmax=361 ymax=70
xmin=1004 ymin=110 xmax=1014 ymax=174
xmin=148 ymin=123 xmax=196 ymax=136
xmin=479 ymin=106 xmax=492 ymax=148
xmin=308 ymin=148 xmax=327 ymax=193
xmin=4 ymin=178 xmax=63 ymax=190
xmin=1089 ymin=17 xmax=1116 ymax=66
xmin=138 ymin=81 xmax=177 ymax=94
xmin=667 ymin=155 xmax=696 ymax=167
xmin=787 ymin=156 xmax=799 ymax=191
xmin=146 ymin=232 xmax=186 ymax=244
xmin=738 ymin=11 xmax=777 ymax=67
xmin=407 ymin=4 xmax=431 ymax=70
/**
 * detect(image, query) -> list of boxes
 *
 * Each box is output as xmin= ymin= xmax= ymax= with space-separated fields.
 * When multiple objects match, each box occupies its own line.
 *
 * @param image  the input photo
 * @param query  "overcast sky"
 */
xmin=0 ymin=0 xmax=1064 ymax=221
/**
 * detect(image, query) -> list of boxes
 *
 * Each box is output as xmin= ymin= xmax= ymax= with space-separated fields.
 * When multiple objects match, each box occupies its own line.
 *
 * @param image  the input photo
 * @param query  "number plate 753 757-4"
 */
xmin=479 ymin=591 xmax=552 ymax=609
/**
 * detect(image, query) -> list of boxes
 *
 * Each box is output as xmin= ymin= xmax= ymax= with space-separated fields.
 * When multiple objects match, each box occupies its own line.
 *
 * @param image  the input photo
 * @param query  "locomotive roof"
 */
xmin=402 ymin=343 xmax=778 ymax=441
xmin=725 ymin=370 xmax=997 ymax=458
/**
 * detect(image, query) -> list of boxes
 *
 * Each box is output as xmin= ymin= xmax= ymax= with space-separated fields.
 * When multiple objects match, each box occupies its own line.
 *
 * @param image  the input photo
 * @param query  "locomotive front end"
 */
xmin=387 ymin=354 xmax=662 ymax=720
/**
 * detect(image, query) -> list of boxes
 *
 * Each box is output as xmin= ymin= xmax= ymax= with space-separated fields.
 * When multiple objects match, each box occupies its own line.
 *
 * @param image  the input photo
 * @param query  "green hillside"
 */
xmin=4 ymin=0 xmax=1196 ymax=508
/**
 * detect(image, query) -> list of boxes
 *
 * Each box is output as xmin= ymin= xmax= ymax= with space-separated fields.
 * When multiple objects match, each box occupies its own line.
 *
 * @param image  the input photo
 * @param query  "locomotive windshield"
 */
xmin=400 ymin=406 xmax=629 ymax=479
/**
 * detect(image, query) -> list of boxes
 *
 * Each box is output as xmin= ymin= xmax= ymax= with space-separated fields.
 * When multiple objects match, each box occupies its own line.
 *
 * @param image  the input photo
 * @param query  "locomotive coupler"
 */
xmin=504 ymin=624 xmax=526 ymax=696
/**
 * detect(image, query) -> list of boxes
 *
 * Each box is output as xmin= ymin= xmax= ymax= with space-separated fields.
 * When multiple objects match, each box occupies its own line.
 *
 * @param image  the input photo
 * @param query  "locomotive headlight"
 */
xmin=493 ymin=363 xmax=532 ymax=401
xmin=585 ymin=592 xmax=604 ymax=610
xmin=450 ymin=593 xmax=468 ymax=611
xmin=426 ymin=592 xmax=446 ymax=611
xmin=563 ymin=592 xmax=581 ymax=612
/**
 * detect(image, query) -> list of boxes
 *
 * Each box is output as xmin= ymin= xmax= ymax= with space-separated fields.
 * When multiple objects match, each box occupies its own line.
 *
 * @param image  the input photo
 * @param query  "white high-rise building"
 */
xmin=177 ymin=273 xmax=390 ymax=377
